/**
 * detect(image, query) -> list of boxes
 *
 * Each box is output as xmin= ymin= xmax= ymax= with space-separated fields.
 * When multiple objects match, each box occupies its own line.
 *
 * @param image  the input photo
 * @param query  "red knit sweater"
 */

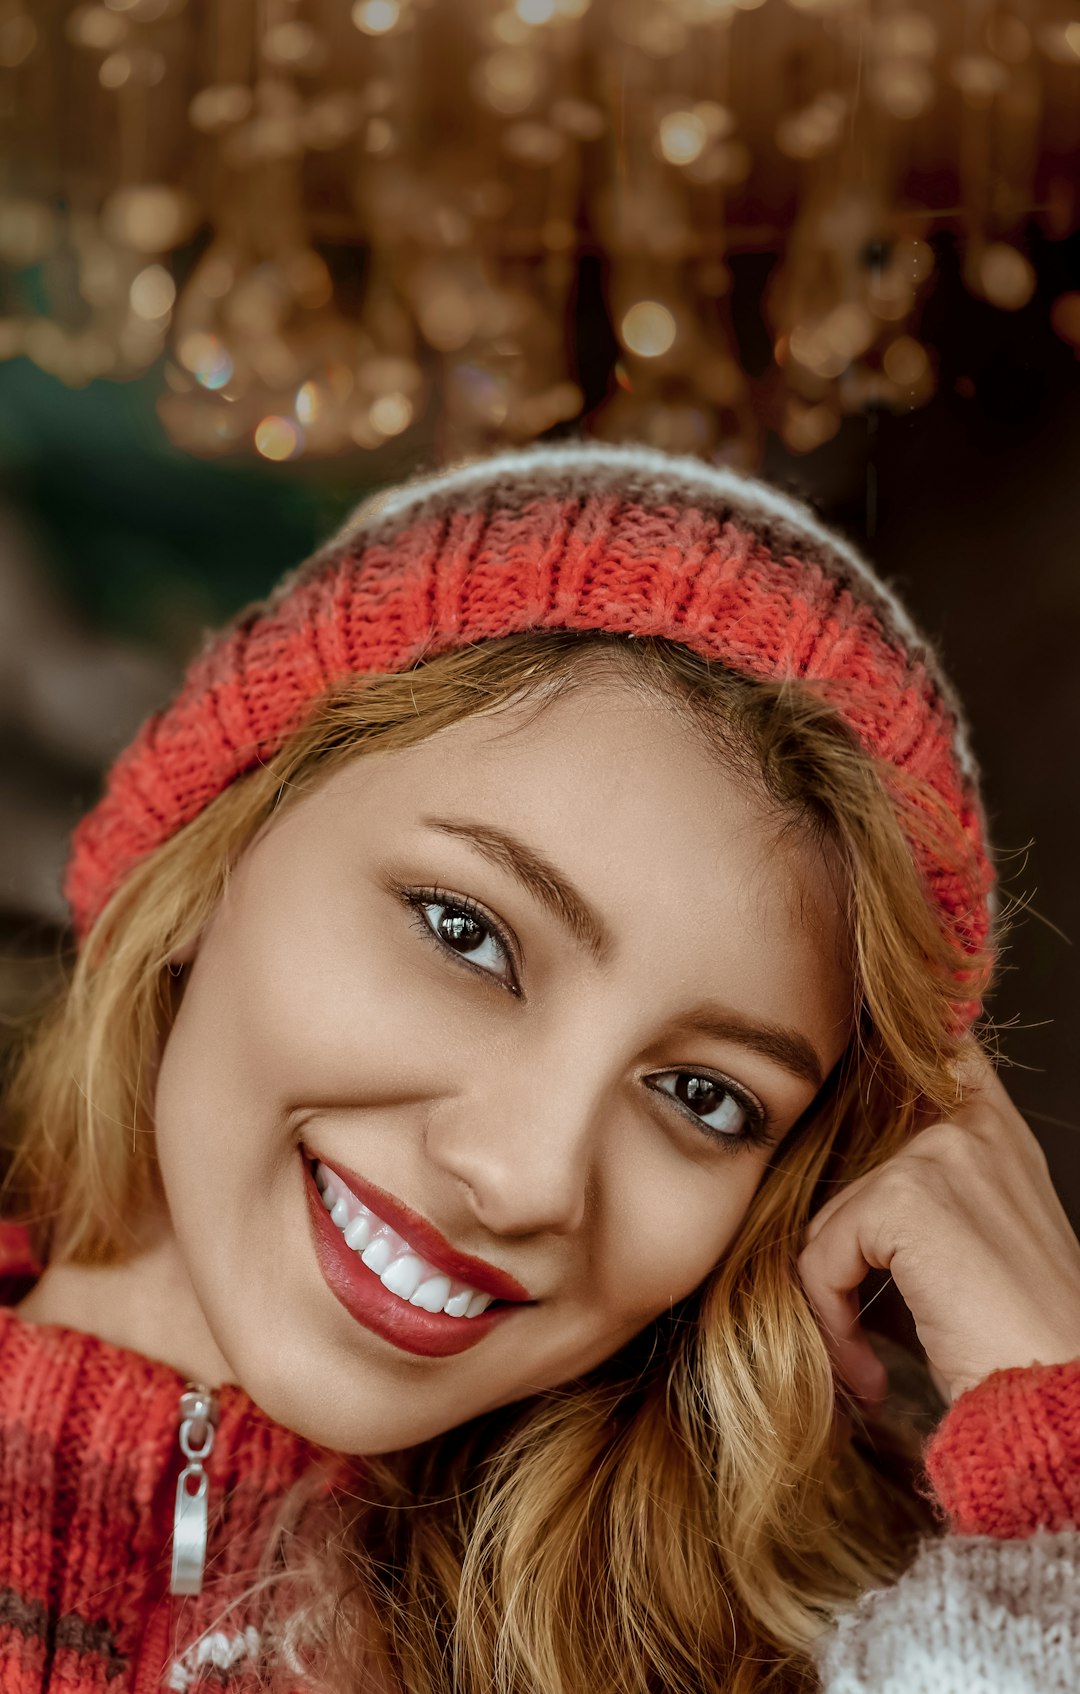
xmin=1 ymin=1222 xmax=1078 ymax=1692
xmin=0 ymin=1226 xmax=340 ymax=1694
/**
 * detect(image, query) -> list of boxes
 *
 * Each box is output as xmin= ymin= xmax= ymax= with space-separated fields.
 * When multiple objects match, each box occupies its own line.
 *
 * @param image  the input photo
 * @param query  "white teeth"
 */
xmin=314 ymin=1160 xmax=509 ymax=1321
xmin=343 ymin=1213 xmax=373 ymax=1252
xmin=380 ymin=1255 xmax=425 ymax=1300
xmin=360 ymin=1232 xmax=397 ymax=1277
xmin=410 ymin=1274 xmax=452 ymax=1313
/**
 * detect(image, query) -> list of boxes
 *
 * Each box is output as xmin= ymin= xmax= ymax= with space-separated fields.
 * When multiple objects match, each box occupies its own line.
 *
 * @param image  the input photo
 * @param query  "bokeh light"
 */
xmin=977 ymin=243 xmax=1037 ymax=310
xmin=620 ymin=301 xmax=677 ymax=357
xmin=254 ymin=416 xmax=304 ymax=460
xmin=883 ymin=335 xmax=929 ymax=385
xmin=351 ymin=0 xmax=401 ymax=36
xmin=657 ymin=111 xmax=708 ymax=166
xmin=129 ymin=265 xmax=176 ymax=320
xmin=178 ymin=332 xmax=234 ymax=390
xmin=369 ymin=392 xmax=414 ymax=435
xmin=516 ymin=0 xmax=557 ymax=22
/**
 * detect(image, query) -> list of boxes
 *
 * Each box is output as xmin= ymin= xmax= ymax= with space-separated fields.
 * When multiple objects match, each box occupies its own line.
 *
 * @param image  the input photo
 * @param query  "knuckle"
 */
xmin=875 ymin=1159 xmax=920 ymax=1203
xmin=1017 ymin=1129 xmax=1051 ymax=1182
xmin=909 ymin=1118 xmax=957 ymax=1153
xmin=909 ymin=1119 xmax=978 ymax=1171
xmin=870 ymin=1158 xmax=944 ymax=1227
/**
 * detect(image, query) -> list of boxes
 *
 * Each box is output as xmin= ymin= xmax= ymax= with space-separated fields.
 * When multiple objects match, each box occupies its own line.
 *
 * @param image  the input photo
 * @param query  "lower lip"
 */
xmin=302 ymin=1155 xmax=525 ymax=1359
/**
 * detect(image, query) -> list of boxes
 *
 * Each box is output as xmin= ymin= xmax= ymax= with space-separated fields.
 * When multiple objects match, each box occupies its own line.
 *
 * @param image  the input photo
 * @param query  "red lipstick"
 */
xmin=301 ymin=1152 xmax=531 ymax=1359
xmin=311 ymin=1151 xmax=532 ymax=1304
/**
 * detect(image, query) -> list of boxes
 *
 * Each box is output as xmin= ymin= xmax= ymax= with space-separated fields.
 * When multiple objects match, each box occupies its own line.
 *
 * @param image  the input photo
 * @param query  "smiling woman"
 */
xmin=2 ymin=442 xmax=1076 ymax=1694
xmin=128 ymin=662 xmax=860 ymax=1457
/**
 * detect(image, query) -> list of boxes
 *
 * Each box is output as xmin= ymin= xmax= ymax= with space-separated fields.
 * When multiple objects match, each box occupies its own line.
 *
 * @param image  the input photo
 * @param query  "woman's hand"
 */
xmin=796 ymin=1043 xmax=1080 ymax=1410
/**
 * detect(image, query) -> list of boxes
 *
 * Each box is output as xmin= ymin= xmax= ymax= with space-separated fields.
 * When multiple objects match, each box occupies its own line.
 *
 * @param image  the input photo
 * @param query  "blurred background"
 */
xmin=1 ymin=0 xmax=1079 ymax=1238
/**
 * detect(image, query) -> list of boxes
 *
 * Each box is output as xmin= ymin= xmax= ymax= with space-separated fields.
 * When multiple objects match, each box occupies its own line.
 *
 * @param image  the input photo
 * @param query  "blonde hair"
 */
xmin=2 ymin=630 xmax=1000 ymax=1693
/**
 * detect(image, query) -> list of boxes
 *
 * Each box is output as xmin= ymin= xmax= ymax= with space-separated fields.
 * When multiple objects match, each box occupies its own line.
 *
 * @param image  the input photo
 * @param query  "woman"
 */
xmin=2 ymin=439 xmax=1078 ymax=1693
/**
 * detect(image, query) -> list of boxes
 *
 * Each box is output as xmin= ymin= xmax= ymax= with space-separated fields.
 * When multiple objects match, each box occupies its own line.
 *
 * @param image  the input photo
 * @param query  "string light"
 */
xmin=6 ymin=0 xmax=1078 ymax=462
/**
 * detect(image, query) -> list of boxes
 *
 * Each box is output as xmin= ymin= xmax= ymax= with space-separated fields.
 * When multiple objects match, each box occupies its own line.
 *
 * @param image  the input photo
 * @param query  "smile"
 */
xmin=302 ymin=1149 xmax=532 ymax=1359
xmin=315 ymin=1160 xmax=494 ymax=1318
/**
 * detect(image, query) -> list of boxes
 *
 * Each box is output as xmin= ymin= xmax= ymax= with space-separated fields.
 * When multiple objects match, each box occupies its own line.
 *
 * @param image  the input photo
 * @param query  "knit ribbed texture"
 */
xmin=0 ymin=1299 xmax=341 ymax=1693
xmin=923 ymin=1359 xmax=1080 ymax=1539
xmin=62 ymin=443 xmax=996 ymax=1030
xmin=812 ymin=1361 xmax=1080 ymax=1690
xmin=812 ymin=1528 xmax=1080 ymax=1692
xmin=0 ymin=1208 xmax=1077 ymax=1692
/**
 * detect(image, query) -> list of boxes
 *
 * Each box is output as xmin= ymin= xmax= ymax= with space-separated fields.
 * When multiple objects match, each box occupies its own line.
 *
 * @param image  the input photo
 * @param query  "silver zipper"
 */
xmin=170 ymin=1384 xmax=220 ymax=1597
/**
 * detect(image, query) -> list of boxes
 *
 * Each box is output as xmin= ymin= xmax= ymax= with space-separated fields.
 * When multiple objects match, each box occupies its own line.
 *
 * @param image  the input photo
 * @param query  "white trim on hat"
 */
xmin=332 ymin=440 xmax=983 ymax=797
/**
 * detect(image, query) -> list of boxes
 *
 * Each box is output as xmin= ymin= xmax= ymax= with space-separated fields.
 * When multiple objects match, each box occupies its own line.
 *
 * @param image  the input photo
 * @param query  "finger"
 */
xmin=799 ymin=1233 xmax=868 ymax=1355
xmin=814 ymin=1297 xmax=888 ymax=1404
xmin=797 ymin=1216 xmax=889 ymax=1401
xmin=927 ymin=1359 xmax=951 ymax=1406
xmin=802 ymin=1170 xmax=872 ymax=1247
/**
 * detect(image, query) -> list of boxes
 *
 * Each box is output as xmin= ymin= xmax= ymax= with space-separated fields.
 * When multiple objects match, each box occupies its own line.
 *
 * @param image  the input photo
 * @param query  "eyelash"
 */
xmin=397 ymin=884 xmax=778 ymax=1156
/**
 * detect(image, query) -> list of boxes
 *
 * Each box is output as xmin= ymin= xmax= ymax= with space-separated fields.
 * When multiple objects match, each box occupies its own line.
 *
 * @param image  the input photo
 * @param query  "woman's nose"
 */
xmin=423 ymin=1067 xmax=602 ymax=1238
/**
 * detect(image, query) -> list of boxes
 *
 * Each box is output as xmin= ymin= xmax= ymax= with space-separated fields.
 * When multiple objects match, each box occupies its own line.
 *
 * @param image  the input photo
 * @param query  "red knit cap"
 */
xmin=65 ymin=440 xmax=996 ymax=1027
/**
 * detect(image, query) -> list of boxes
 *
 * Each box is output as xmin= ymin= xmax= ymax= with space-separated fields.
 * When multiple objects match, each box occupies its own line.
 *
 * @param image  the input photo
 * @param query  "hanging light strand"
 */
xmin=2 ymin=0 xmax=1078 ymax=463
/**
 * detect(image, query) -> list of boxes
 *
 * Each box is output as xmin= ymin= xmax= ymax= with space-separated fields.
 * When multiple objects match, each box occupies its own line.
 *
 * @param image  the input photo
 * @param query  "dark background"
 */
xmin=2 ymin=229 xmax=1078 ymax=1246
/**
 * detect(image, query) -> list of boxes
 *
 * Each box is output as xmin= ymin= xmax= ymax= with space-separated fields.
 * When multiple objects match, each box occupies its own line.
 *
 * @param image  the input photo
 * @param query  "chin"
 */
xmin=226 ymin=1350 xmax=488 ymax=1456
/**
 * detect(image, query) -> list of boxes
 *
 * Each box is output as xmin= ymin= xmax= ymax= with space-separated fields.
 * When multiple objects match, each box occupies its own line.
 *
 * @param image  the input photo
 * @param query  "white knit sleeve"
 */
xmin=812 ymin=1527 xmax=1080 ymax=1693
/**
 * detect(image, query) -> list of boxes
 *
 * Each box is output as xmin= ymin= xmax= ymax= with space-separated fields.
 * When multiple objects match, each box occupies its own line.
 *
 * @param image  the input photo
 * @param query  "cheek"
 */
xmin=151 ymin=887 xmax=464 ymax=1259
xmin=595 ymin=1157 xmax=761 ymax=1331
xmin=163 ymin=892 xmax=425 ymax=1117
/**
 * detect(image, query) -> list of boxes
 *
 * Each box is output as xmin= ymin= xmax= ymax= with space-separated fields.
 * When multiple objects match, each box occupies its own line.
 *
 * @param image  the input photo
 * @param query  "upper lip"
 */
xmin=305 ymin=1148 xmax=534 ymax=1304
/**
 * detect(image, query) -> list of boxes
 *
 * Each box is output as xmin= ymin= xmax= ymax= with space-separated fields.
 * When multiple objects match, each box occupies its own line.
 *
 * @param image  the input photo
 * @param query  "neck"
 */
xmin=15 ymin=1227 xmax=235 ymax=1386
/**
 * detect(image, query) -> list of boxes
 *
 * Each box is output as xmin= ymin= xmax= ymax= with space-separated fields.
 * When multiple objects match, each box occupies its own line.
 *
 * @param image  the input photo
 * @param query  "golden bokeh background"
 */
xmin=5 ymin=0 xmax=1080 ymax=464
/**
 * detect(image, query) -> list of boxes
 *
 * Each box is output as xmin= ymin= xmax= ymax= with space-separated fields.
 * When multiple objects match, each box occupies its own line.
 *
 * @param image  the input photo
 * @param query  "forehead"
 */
xmin=289 ymin=675 xmax=853 ymax=1053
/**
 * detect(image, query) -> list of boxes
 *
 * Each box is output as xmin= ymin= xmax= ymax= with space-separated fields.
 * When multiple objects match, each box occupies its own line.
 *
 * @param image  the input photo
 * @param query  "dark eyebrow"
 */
xmin=421 ymin=815 xmax=612 ymax=965
xmin=672 ymin=1007 xmax=825 ymax=1090
xmin=419 ymin=815 xmax=828 ymax=1090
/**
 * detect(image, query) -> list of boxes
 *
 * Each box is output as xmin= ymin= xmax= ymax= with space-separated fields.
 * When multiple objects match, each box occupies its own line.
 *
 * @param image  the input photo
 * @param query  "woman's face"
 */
xmin=154 ymin=677 xmax=853 ymax=1453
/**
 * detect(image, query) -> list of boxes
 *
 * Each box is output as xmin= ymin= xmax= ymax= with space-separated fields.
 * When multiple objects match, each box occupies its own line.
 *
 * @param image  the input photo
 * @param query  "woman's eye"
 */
xmin=647 ymin=1072 xmax=770 ymax=1151
xmin=402 ymin=888 xmax=770 ymax=1150
xmin=406 ymin=890 xmax=519 ymax=992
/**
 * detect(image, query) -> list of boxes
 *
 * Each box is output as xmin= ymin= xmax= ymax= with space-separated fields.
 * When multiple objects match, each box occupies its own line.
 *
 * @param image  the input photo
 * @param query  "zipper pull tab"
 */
xmin=170 ymin=1384 xmax=220 ymax=1597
